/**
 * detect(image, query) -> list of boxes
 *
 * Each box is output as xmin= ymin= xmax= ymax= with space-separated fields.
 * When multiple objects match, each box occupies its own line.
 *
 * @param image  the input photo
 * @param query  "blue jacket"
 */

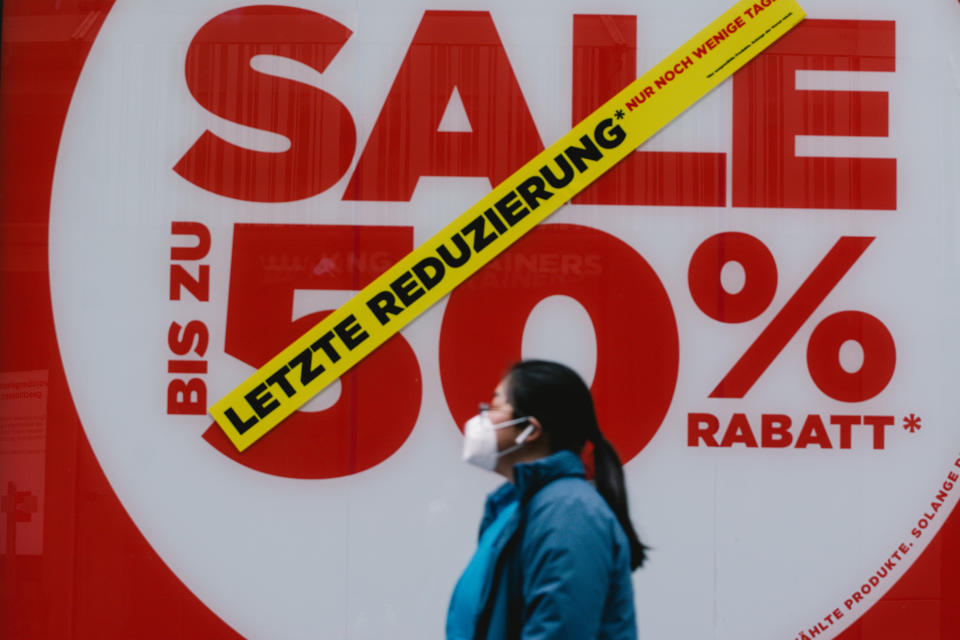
xmin=470 ymin=451 xmax=637 ymax=640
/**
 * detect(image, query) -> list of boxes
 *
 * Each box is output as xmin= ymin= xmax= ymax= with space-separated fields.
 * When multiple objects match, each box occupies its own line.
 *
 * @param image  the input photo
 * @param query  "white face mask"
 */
xmin=461 ymin=410 xmax=535 ymax=471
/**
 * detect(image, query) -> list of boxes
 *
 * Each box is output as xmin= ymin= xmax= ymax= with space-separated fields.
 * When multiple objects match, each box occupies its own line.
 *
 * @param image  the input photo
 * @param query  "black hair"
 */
xmin=505 ymin=359 xmax=648 ymax=570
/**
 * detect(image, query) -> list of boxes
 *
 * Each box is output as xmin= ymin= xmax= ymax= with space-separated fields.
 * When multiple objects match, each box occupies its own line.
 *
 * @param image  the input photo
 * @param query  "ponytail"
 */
xmin=505 ymin=360 xmax=648 ymax=570
xmin=588 ymin=431 xmax=648 ymax=569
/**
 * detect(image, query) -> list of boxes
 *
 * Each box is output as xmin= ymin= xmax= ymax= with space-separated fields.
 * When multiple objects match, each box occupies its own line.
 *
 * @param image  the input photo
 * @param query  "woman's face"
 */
xmin=486 ymin=379 xmax=514 ymax=423
xmin=486 ymin=379 xmax=525 ymax=454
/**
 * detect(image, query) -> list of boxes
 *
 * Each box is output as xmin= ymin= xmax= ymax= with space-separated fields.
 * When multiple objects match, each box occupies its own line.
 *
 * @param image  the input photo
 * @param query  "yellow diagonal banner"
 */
xmin=211 ymin=0 xmax=806 ymax=452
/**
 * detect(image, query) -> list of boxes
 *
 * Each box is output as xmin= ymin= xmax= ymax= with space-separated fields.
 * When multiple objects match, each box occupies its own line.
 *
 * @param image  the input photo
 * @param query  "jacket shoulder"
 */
xmin=527 ymin=476 xmax=618 ymax=522
xmin=523 ymin=477 xmax=627 ymax=556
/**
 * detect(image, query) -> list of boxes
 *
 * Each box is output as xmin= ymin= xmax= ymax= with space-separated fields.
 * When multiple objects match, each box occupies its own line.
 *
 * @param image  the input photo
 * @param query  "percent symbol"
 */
xmin=688 ymin=233 xmax=896 ymax=402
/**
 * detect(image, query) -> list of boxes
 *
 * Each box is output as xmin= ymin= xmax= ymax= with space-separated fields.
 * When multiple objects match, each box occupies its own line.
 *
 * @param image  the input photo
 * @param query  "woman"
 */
xmin=447 ymin=360 xmax=646 ymax=640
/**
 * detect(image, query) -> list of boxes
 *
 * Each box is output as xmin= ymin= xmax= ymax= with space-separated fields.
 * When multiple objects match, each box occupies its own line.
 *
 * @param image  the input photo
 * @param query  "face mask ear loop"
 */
xmin=490 ymin=415 xmax=530 ymax=430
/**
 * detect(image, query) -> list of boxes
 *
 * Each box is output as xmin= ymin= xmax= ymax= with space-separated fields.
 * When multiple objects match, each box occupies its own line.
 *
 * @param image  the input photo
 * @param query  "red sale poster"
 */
xmin=2 ymin=1 xmax=959 ymax=639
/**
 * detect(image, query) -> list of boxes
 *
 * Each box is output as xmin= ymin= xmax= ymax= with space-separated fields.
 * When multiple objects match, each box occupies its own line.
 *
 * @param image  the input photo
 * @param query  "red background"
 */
xmin=0 ymin=1 xmax=956 ymax=637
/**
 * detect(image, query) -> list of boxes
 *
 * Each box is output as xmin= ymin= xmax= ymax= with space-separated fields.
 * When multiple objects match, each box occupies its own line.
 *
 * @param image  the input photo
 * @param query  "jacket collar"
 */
xmin=512 ymin=450 xmax=585 ymax=503
xmin=479 ymin=451 xmax=586 ymax=537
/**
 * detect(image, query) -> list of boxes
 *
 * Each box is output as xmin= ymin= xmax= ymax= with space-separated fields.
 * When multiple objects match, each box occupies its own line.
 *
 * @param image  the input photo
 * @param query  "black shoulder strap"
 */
xmin=472 ymin=530 xmax=515 ymax=640
xmin=473 ymin=505 xmax=529 ymax=640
